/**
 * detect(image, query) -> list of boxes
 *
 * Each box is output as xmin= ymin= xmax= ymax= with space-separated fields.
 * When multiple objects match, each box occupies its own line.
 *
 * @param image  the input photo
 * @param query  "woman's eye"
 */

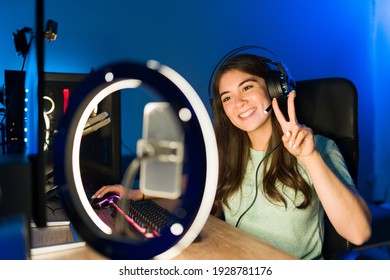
xmin=242 ymin=84 xmax=253 ymax=92
xmin=221 ymin=96 xmax=231 ymax=102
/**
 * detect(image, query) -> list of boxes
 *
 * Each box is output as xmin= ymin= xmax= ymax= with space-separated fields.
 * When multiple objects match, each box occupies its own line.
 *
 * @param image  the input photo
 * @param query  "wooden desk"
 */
xmin=30 ymin=200 xmax=296 ymax=260
xmin=173 ymin=215 xmax=295 ymax=260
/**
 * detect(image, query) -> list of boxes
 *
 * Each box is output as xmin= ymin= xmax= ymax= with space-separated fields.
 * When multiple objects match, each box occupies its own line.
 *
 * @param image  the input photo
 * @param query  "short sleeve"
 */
xmin=314 ymin=135 xmax=355 ymax=188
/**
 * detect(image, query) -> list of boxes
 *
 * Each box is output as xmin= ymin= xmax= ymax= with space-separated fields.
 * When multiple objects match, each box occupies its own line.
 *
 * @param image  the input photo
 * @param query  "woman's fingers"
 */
xmin=289 ymin=124 xmax=307 ymax=149
xmin=287 ymin=91 xmax=297 ymax=124
xmin=284 ymin=124 xmax=314 ymax=157
xmin=272 ymin=90 xmax=298 ymax=133
xmin=272 ymin=97 xmax=287 ymax=128
xmin=91 ymin=185 xmax=122 ymax=199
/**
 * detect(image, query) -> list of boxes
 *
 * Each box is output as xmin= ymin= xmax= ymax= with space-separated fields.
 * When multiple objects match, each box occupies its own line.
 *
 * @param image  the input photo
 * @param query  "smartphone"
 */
xmin=137 ymin=102 xmax=184 ymax=199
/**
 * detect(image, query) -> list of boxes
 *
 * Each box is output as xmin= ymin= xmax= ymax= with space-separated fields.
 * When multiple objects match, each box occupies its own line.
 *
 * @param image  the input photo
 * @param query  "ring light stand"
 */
xmin=54 ymin=60 xmax=218 ymax=259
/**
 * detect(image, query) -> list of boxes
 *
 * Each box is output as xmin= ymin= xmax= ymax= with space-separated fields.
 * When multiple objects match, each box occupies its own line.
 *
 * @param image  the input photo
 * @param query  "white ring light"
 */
xmin=151 ymin=62 xmax=218 ymax=259
xmin=72 ymin=79 xmax=142 ymax=235
xmin=55 ymin=61 xmax=218 ymax=259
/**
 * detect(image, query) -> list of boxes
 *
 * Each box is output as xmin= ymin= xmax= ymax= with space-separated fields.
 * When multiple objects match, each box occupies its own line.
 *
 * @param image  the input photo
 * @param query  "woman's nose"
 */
xmin=235 ymin=95 xmax=247 ymax=108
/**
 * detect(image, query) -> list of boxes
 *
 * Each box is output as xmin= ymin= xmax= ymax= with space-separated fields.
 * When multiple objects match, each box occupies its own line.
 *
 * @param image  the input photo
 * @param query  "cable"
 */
xmin=235 ymin=137 xmax=282 ymax=228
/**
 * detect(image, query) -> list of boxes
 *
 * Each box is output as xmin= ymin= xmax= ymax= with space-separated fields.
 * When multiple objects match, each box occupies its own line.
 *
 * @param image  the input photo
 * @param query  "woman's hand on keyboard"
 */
xmin=91 ymin=185 xmax=144 ymax=201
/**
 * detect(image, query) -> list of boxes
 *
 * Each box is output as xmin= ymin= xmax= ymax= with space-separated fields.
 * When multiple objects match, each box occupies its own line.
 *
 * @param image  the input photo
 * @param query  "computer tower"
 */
xmin=42 ymin=72 xmax=122 ymax=192
xmin=3 ymin=70 xmax=27 ymax=154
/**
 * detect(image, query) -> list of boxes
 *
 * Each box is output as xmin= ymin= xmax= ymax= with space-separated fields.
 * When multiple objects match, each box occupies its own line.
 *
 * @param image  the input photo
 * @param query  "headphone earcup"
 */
xmin=266 ymin=70 xmax=283 ymax=99
xmin=266 ymin=70 xmax=293 ymax=100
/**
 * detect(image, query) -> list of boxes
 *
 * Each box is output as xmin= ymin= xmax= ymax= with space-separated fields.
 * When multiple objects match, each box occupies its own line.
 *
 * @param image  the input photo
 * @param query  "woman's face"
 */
xmin=218 ymin=69 xmax=272 ymax=133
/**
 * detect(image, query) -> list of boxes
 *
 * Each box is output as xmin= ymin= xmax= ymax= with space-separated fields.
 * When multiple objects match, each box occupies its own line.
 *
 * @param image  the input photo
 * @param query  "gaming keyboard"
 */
xmin=110 ymin=199 xmax=177 ymax=239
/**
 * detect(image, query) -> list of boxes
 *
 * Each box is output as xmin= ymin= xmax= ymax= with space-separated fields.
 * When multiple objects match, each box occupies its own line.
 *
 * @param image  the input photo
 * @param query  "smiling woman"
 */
xmin=209 ymin=46 xmax=371 ymax=260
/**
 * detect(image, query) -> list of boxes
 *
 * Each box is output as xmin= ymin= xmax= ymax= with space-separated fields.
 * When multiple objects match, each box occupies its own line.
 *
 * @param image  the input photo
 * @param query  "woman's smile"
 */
xmin=239 ymin=107 xmax=256 ymax=119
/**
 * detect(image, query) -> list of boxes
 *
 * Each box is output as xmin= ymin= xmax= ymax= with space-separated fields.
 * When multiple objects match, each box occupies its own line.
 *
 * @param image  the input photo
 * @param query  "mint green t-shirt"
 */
xmin=222 ymin=135 xmax=354 ymax=260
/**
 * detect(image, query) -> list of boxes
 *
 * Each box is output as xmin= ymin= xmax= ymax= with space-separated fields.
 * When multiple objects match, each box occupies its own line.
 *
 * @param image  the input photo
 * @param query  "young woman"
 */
xmin=211 ymin=53 xmax=371 ymax=259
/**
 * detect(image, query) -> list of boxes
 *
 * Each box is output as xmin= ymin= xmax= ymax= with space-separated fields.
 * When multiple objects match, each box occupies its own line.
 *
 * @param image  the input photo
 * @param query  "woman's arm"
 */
xmin=298 ymin=149 xmax=371 ymax=245
xmin=272 ymin=93 xmax=371 ymax=245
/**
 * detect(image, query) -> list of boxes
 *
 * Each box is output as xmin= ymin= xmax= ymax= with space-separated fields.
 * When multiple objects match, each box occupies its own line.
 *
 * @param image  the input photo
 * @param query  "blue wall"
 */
xmin=372 ymin=0 xmax=390 ymax=202
xmin=1 ymin=0 xmax=389 ymax=203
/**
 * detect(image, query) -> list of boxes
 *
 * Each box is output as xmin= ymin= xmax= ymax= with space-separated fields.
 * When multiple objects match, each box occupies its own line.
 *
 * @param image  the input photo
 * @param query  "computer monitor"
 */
xmin=23 ymin=0 xmax=46 ymax=226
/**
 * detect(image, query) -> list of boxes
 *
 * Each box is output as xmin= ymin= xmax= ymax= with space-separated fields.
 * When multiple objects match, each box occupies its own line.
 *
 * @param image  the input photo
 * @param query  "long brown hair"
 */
xmin=211 ymin=54 xmax=312 ymax=217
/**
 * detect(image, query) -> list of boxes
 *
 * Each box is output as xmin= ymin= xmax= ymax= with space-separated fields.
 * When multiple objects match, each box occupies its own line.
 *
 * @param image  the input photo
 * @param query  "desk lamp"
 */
xmin=54 ymin=60 xmax=218 ymax=259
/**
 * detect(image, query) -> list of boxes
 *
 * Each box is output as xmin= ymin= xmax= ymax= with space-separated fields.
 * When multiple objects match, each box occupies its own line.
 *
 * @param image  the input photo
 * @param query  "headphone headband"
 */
xmin=208 ymin=45 xmax=295 ymax=104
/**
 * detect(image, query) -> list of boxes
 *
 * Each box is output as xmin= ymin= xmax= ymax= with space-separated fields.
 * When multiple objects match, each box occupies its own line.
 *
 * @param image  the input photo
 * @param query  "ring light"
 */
xmin=54 ymin=60 xmax=218 ymax=259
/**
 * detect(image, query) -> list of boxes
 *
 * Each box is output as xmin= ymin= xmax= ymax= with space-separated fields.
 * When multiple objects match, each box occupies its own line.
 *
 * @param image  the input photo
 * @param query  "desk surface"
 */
xmin=173 ymin=215 xmax=295 ymax=260
xmin=30 ymin=200 xmax=296 ymax=260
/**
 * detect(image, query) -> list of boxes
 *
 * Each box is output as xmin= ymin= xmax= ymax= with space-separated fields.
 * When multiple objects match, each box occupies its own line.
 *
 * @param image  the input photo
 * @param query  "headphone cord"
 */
xmin=235 ymin=137 xmax=282 ymax=228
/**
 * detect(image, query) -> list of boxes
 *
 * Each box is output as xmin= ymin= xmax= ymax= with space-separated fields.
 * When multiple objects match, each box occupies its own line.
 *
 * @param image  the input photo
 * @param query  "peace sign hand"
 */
xmin=272 ymin=91 xmax=316 ymax=159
